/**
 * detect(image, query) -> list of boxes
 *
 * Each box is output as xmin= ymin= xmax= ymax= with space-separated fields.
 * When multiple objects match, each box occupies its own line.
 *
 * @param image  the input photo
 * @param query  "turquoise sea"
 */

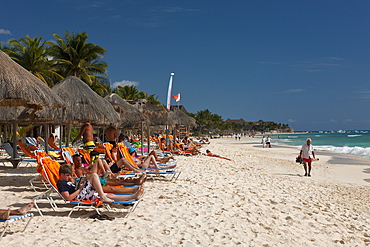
xmin=269 ymin=130 xmax=370 ymax=159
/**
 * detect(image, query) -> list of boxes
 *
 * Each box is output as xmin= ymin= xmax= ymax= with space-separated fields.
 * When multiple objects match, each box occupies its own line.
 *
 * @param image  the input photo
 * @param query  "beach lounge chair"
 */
xmin=26 ymin=137 xmax=39 ymax=147
xmin=1 ymin=143 xmax=37 ymax=167
xmin=33 ymin=156 xmax=142 ymax=218
xmin=17 ymin=142 xmax=37 ymax=159
xmin=118 ymin=143 xmax=181 ymax=181
xmin=37 ymin=136 xmax=60 ymax=151
xmin=48 ymin=138 xmax=61 ymax=150
xmin=0 ymin=213 xmax=34 ymax=239
xmin=61 ymin=150 xmax=73 ymax=164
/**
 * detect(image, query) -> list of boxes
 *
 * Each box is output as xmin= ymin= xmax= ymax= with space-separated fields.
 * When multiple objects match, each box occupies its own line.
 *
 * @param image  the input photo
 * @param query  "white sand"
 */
xmin=1 ymin=137 xmax=370 ymax=246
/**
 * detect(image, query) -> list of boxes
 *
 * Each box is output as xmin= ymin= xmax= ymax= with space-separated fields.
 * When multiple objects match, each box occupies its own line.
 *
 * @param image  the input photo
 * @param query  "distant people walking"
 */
xmin=261 ymin=136 xmax=266 ymax=148
xmin=300 ymin=138 xmax=316 ymax=177
xmin=234 ymin=134 xmax=238 ymax=140
xmin=237 ymin=133 xmax=241 ymax=141
xmin=266 ymin=136 xmax=272 ymax=148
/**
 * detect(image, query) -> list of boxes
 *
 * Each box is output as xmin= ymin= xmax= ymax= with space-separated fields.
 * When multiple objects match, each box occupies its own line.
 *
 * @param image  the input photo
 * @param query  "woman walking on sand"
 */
xmin=300 ymin=138 xmax=316 ymax=177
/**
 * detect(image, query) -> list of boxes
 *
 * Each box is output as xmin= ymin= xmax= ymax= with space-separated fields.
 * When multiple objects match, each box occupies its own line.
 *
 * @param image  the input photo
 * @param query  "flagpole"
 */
xmin=166 ymin=73 xmax=175 ymax=148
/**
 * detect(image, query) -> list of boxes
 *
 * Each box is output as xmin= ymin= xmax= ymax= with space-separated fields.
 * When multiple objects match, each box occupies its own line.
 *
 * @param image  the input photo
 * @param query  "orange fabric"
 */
xmin=93 ymin=147 xmax=106 ymax=153
xmin=36 ymin=152 xmax=49 ymax=173
xmin=40 ymin=157 xmax=61 ymax=188
xmin=48 ymin=138 xmax=60 ymax=150
xmin=17 ymin=142 xmax=36 ymax=159
xmin=78 ymin=149 xmax=91 ymax=164
xmin=117 ymin=144 xmax=138 ymax=168
xmin=40 ymin=156 xmax=101 ymax=204
xmin=27 ymin=145 xmax=38 ymax=151
xmin=103 ymin=143 xmax=114 ymax=162
xmin=62 ymin=147 xmax=75 ymax=156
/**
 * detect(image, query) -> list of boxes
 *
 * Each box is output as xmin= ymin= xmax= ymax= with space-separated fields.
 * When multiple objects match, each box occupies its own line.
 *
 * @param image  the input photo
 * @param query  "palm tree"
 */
xmin=91 ymin=80 xmax=111 ymax=97
xmin=114 ymin=85 xmax=145 ymax=102
xmin=145 ymin=94 xmax=162 ymax=106
xmin=5 ymin=35 xmax=62 ymax=86
xmin=47 ymin=31 xmax=108 ymax=85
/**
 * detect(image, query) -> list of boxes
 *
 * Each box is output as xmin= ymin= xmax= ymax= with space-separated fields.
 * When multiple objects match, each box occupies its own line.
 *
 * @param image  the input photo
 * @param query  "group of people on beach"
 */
xmin=261 ymin=136 xmax=272 ymax=148
xmin=2 ymin=124 xmax=317 ymax=221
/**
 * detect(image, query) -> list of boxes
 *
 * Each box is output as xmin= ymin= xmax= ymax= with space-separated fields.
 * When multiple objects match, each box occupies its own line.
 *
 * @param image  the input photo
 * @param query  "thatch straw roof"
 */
xmin=37 ymin=76 xmax=120 ymax=124
xmin=0 ymin=107 xmax=48 ymax=124
xmin=104 ymin=93 xmax=145 ymax=123
xmin=169 ymin=108 xmax=197 ymax=126
xmin=134 ymin=99 xmax=174 ymax=126
xmin=0 ymin=50 xmax=64 ymax=110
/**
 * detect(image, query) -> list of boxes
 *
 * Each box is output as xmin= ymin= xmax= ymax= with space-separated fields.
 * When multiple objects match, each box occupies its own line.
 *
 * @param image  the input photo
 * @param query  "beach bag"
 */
xmin=295 ymin=155 xmax=302 ymax=164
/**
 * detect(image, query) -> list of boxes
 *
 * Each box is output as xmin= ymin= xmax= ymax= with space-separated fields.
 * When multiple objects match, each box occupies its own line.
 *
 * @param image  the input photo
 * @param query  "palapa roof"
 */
xmin=134 ymin=99 xmax=174 ymax=126
xmin=37 ymin=76 xmax=120 ymax=124
xmin=169 ymin=108 xmax=197 ymax=126
xmin=0 ymin=50 xmax=64 ymax=110
xmin=104 ymin=93 xmax=145 ymax=123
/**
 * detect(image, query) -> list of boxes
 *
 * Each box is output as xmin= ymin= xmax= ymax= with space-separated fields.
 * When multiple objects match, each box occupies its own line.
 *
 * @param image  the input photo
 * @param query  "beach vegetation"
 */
xmin=187 ymin=109 xmax=291 ymax=135
xmin=113 ymin=85 xmax=162 ymax=106
xmin=47 ymin=31 xmax=108 ymax=86
xmin=3 ymin=35 xmax=63 ymax=87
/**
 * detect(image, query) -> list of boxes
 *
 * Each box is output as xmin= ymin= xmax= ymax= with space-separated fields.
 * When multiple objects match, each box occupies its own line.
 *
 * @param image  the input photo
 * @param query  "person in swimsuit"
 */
xmin=0 ymin=202 xmax=34 ymax=220
xmin=72 ymin=122 xmax=95 ymax=153
xmin=105 ymin=124 xmax=118 ymax=145
xmin=129 ymin=147 xmax=176 ymax=169
xmin=57 ymin=164 xmax=144 ymax=203
xmin=72 ymin=153 xmax=146 ymax=187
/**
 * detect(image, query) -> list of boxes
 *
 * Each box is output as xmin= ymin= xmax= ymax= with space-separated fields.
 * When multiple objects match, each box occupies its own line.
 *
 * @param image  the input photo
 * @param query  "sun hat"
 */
xmin=128 ymin=147 xmax=137 ymax=154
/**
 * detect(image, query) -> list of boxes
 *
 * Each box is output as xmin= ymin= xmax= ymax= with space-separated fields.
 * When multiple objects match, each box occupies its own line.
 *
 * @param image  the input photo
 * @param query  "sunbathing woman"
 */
xmin=109 ymin=144 xmax=145 ymax=173
xmin=129 ymin=147 xmax=176 ymax=169
xmin=0 ymin=202 xmax=34 ymax=220
xmin=58 ymin=164 xmax=144 ymax=203
xmin=205 ymin=149 xmax=232 ymax=161
xmin=73 ymin=154 xmax=146 ymax=188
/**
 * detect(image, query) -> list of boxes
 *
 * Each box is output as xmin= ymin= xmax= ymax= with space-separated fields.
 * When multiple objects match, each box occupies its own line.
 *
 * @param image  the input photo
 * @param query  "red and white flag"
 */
xmin=172 ymin=93 xmax=181 ymax=102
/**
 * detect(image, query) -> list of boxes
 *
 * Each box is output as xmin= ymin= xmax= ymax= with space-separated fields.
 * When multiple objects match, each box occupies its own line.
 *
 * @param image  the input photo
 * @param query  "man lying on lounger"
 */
xmin=0 ymin=202 xmax=34 ymax=220
xmin=58 ymin=164 xmax=144 ymax=203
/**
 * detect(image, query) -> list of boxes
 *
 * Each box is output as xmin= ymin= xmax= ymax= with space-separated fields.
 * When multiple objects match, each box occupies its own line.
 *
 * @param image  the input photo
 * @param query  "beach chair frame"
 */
xmin=33 ymin=156 xmax=142 ymax=218
xmin=0 ymin=213 xmax=34 ymax=239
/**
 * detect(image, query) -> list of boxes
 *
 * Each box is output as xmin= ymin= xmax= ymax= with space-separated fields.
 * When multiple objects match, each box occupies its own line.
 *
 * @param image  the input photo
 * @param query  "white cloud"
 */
xmin=160 ymin=7 xmax=199 ymax=13
xmin=112 ymin=80 xmax=139 ymax=88
xmin=277 ymin=89 xmax=305 ymax=94
xmin=0 ymin=29 xmax=11 ymax=35
xmin=344 ymin=119 xmax=353 ymax=122
xmin=330 ymin=119 xmax=338 ymax=123
xmin=353 ymin=90 xmax=370 ymax=99
xmin=288 ymin=119 xmax=296 ymax=123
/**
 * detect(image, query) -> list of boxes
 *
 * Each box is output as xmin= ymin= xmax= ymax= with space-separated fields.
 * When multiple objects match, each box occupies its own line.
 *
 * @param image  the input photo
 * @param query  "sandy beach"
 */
xmin=1 ymin=136 xmax=370 ymax=246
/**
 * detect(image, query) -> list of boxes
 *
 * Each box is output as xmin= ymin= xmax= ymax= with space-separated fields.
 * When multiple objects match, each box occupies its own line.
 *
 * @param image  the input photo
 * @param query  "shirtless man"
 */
xmin=72 ymin=122 xmax=95 ymax=153
xmin=0 ymin=202 xmax=34 ymax=220
xmin=105 ymin=124 xmax=117 ymax=145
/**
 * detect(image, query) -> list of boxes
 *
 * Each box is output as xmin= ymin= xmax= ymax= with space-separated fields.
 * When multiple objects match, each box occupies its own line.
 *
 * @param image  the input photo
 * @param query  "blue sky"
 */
xmin=1 ymin=0 xmax=370 ymax=131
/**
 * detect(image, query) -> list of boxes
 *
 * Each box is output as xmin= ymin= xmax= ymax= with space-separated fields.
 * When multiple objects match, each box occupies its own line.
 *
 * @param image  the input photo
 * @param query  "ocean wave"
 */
xmin=347 ymin=134 xmax=362 ymax=138
xmin=316 ymin=145 xmax=370 ymax=157
xmin=287 ymin=136 xmax=299 ymax=138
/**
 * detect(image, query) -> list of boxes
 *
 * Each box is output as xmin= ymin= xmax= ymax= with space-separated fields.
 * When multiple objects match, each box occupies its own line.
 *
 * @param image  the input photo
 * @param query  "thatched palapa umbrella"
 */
xmin=169 ymin=108 xmax=196 ymax=126
xmin=169 ymin=108 xmax=197 ymax=140
xmin=37 ymin=76 xmax=120 ymax=146
xmin=0 ymin=51 xmax=65 ymax=167
xmin=134 ymin=99 xmax=174 ymax=153
xmin=104 ymin=93 xmax=145 ymax=123
xmin=0 ymin=51 xmax=64 ymax=109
